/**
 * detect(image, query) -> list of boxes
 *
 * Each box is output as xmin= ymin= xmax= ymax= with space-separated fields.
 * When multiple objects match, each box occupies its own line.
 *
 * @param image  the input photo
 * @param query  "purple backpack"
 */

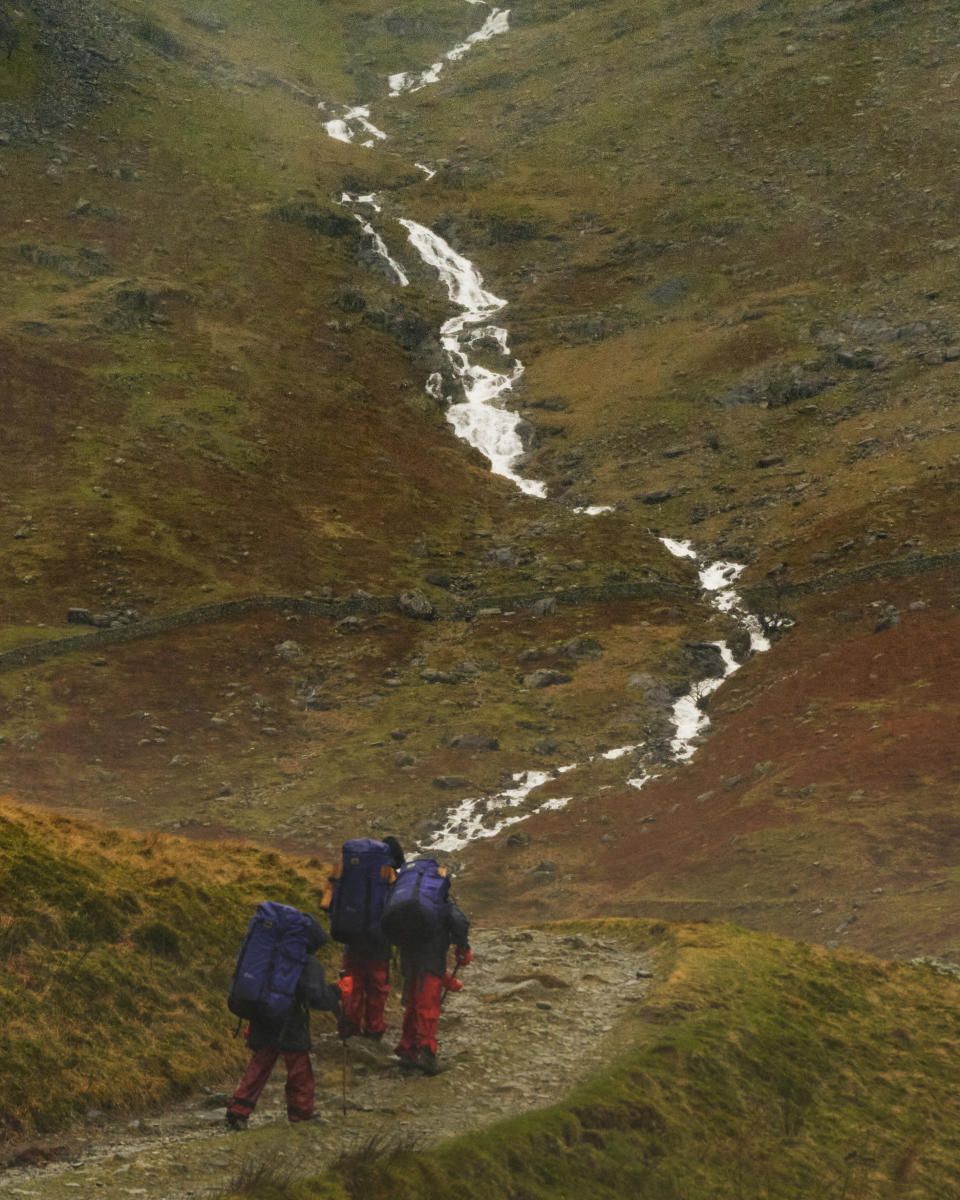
xmin=227 ymin=901 xmax=313 ymax=1022
xmin=380 ymin=858 xmax=450 ymax=945
xmin=329 ymin=839 xmax=395 ymax=944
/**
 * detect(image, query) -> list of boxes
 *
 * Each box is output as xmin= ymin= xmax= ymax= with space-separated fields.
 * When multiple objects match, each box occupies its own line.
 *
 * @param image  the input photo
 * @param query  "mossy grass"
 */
xmin=0 ymin=797 xmax=337 ymax=1135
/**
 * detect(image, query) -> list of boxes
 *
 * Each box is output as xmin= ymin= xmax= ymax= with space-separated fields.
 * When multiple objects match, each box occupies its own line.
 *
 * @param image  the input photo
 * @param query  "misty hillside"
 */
xmin=1 ymin=0 xmax=960 ymax=1193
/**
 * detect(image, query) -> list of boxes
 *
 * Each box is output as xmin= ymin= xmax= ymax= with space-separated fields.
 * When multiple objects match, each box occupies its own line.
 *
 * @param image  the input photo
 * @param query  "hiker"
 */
xmin=322 ymin=836 xmax=405 ymax=1041
xmin=381 ymin=857 xmax=471 ymax=1075
xmin=226 ymin=910 xmax=348 ymax=1129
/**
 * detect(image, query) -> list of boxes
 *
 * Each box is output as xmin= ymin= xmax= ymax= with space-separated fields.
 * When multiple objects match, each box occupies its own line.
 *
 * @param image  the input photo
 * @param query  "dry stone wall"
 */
xmin=1 ymin=545 xmax=955 ymax=676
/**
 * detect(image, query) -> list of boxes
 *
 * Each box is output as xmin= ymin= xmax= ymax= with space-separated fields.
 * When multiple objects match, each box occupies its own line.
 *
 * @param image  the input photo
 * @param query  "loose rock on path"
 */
xmin=0 ymin=928 xmax=653 ymax=1199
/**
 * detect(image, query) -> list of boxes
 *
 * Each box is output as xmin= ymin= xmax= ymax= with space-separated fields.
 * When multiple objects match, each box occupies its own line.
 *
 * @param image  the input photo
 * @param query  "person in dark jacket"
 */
xmin=226 ymin=915 xmax=347 ymax=1130
xmin=322 ymin=836 xmax=405 ymax=1041
xmin=395 ymin=885 xmax=471 ymax=1075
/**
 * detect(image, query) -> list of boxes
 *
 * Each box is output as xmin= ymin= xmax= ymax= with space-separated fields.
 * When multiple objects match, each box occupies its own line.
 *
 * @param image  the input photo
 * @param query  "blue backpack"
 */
xmin=329 ymin=839 xmax=395 ymax=945
xmin=380 ymin=858 xmax=450 ymax=945
xmin=227 ymin=901 xmax=314 ymax=1023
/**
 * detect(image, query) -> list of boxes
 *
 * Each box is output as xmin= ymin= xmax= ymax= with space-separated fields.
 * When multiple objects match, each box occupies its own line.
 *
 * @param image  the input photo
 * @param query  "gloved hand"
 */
xmin=455 ymin=946 xmax=473 ymax=967
xmin=441 ymin=971 xmax=463 ymax=993
xmin=337 ymin=975 xmax=354 ymax=999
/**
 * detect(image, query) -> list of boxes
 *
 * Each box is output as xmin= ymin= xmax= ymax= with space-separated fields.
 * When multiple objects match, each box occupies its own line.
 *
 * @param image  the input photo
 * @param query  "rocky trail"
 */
xmin=0 ymin=928 xmax=654 ymax=1200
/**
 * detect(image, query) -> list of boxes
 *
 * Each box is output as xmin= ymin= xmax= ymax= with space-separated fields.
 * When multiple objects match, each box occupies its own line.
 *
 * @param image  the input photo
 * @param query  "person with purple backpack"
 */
xmin=321 ymin=836 xmax=405 ymax=1041
xmin=225 ymin=906 xmax=350 ymax=1130
xmin=380 ymin=857 xmax=472 ymax=1075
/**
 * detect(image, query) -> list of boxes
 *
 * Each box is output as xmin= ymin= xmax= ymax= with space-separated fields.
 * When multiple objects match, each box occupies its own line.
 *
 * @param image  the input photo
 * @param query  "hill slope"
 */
xmin=0 ymin=0 xmax=958 ymax=959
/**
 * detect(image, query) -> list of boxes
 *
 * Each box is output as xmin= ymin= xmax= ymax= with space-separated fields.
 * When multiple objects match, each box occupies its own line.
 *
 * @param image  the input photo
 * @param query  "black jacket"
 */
xmin=398 ymin=899 xmax=470 ymax=979
xmin=342 ymin=931 xmax=391 ymax=962
xmin=247 ymin=919 xmax=341 ymax=1052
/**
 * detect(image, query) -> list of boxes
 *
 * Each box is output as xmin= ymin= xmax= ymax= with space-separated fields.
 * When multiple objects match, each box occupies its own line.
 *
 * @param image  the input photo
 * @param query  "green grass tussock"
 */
xmin=0 ymin=799 xmax=334 ymax=1136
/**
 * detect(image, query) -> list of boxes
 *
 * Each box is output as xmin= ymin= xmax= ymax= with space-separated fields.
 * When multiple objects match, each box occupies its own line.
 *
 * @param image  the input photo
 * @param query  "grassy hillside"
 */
xmin=0 ymin=797 xmax=335 ymax=1136
xmin=0 ymin=0 xmax=713 ymax=850
xmin=231 ymin=918 xmax=960 ymax=1200
xmin=395 ymin=0 xmax=960 ymax=569
xmin=1 ymin=0 xmax=959 ymax=968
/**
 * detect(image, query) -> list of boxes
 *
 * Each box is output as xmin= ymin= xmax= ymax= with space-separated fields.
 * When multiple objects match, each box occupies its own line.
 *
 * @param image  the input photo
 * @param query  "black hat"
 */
xmin=383 ymin=836 xmax=405 ymax=868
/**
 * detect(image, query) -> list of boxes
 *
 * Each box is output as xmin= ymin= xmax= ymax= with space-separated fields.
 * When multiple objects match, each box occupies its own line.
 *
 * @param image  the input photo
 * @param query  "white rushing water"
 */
xmin=389 ymin=6 xmax=511 ymax=95
xmin=322 ymin=2 xmax=547 ymax=498
xmin=318 ymin=1 xmax=777 ymax=853
xmin=400 ymin=219 xmax=546 ymax=497
xmin=423 ymin=767 xmax=577 ymax=853
xmin=342 ymin=192 xmax=410 ymax=286
xmin=322 ymin=104 xmax=388 ymax=147
xmin=421 ymin=538 xmax=772 ymax=853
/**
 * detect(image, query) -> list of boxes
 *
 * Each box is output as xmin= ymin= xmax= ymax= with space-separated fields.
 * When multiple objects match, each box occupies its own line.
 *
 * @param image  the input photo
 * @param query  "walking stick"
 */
xmin=341 ymin=1037 xmax=348 ymax=1118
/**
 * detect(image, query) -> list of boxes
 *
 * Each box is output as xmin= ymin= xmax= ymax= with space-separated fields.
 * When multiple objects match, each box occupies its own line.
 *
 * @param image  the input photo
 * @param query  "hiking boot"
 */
xmin=225 ymin=1112 xmax=248 ymax=1132
xmin=417 ymin=1048 xmax=440 ymax=1076
xmin=395 ymin=1050 xmax=419 ymax=1073
xmin=337 ymin=1018 xmax=361 ymax=1040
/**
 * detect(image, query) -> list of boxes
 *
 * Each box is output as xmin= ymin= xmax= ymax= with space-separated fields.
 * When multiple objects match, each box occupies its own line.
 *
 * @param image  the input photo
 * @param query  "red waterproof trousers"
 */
xmin=341 ymin=953 xmax=390 ymax=1035
xmin=228 ymin=1048 xmax=315 ymax=1122
xmin=396 ymin=971 xmax=444 ymax=1059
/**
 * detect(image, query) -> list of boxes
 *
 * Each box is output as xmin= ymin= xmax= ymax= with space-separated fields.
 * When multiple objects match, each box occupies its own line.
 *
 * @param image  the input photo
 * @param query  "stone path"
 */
xmin=0 ymin=928 xmax=653 ymax=1199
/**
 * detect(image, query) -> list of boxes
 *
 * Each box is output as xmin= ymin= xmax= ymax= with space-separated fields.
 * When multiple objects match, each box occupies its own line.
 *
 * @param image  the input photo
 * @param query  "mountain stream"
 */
xmin=321 ymin=0 xmax=775 ymax=853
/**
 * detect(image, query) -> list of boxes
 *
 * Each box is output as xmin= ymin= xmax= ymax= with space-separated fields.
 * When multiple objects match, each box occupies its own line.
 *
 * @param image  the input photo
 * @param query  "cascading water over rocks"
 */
xmin=317 ymin=0 xmax=774 ymax=849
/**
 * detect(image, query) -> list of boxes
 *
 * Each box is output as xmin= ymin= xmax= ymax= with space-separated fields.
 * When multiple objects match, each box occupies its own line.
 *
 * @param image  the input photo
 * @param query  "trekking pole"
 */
xmin=341 ymin=1037 xmax=348 ymax=1118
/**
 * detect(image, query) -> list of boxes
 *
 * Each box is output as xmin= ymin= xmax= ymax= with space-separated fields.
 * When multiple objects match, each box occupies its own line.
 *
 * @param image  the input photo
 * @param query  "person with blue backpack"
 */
xmin=321 ymin=836 xmax=405 ymax=1041
xmin=380 ymin=856 xmax=471 ymax=1075
xmin=225 ymin=902 xmax=350 ymax=1130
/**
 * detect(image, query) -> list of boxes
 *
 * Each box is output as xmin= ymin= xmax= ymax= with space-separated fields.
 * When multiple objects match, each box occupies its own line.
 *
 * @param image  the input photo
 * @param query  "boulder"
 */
xmin=681 ymin=642 xmax=727 ymax=678
xmin=274 ymin=640 xmax=302 ymax=659
xmin=627 ymin=673 xmax=673 ymax=708
xmin=420 ymin=668 xmax=460 ymax=684
xmin=449 ymin=733 xmax=500 ymax=751
xmin=559 ymin=635 xmax=602 ymax=660
xmin=186 ymin=11 xmax=226 ymax=30
xmin=399 ymin=589 xmax=435 ymax=620
xmin=523 ymin=668 xmax=572 ymax=689
xmin=528 ymin=596 xmax=556 ymax=617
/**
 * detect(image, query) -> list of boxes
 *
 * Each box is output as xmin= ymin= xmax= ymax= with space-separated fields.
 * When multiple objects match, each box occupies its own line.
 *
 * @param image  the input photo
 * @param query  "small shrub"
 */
xmin=0 ymin=909 xmax=63 ymax=958
xmin=134 ymin=21 xmax=184 ymax=58
xmin=334 ymin=1130 xmax=424 ymax=1199
xmin=222 ymin=1149 xmax=303 ymax=1198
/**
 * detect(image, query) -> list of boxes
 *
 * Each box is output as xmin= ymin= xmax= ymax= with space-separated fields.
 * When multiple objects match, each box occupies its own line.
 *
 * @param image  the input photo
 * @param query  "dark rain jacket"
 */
xmin=398 ymin=898 xmax=470 ymax=980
